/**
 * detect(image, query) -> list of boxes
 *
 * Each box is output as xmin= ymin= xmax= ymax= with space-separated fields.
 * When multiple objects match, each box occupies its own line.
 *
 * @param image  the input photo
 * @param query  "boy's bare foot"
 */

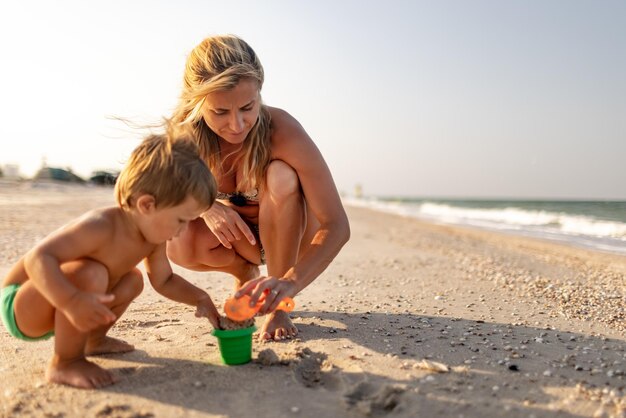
xmin=260 ymin=310 xmax=298 ymax=341
xmin=46 ymin=357 xmax=116 ymax=389
xmin=85 ymin=336 xmax=135 ymax=356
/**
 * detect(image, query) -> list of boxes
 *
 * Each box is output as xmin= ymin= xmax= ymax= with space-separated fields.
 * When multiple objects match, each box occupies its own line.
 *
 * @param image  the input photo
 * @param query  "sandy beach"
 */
xmin=0 ymin=182 xmax=624 ymax=418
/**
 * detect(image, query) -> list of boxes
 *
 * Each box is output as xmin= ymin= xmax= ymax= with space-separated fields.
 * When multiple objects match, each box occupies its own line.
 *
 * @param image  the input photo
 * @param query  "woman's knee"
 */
xmin=124 ymin=268 xmax=144 ymax=298
xmin=265 ymin=160 xmax=301 ymax=200
xmin=203 ymin=245 xmax=237 ymax=267
xmin=112 ymin=268 xmax=144 ymax=305
xmin=168 ymin=237 xmax=236 ymax=269
xmin=167 ymin=237 xmax=191 ymax=266
xmin=61 ymin=260 xmax=109 ymax=293
xmin=167 ymin=219 xmax=225 ymax=267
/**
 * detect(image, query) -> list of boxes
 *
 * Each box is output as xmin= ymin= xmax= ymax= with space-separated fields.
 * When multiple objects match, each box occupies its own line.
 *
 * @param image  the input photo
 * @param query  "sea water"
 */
xmin=345 ymin=197 xmax=626 ymax=256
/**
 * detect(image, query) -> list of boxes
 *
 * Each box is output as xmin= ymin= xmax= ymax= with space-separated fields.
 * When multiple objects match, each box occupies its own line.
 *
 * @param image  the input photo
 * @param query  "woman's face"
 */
xmin=201 ymin=78 xmax=261 ymax=145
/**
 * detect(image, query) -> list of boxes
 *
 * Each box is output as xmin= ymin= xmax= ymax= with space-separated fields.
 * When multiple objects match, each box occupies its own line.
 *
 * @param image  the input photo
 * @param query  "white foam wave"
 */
xmin=343 ymin=198 xmax=626 ymax=241
xmin=418 ymin=203 xmax=558 ymax=226
xmin=559 ymin=216 xmax=626 ymax=238
xmin=418 ymin=203 xmax=626 ymax=239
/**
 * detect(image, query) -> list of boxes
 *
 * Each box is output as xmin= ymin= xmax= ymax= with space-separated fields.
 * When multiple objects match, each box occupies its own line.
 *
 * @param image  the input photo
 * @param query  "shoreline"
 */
xmin=344 ymin=197 xmax=626 ymax=257
xmin=1 ymin=186 xmax=624 ymax=417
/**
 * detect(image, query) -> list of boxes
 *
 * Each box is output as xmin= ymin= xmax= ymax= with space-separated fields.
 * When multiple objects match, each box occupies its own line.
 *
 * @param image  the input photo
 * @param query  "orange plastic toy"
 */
xmin=224 ymin=293 xmax=295 ymax=321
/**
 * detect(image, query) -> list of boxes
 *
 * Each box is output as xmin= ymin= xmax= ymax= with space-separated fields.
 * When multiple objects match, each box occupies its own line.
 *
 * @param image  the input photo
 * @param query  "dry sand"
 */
xmin=0 ymin=182 xmax=624 ymax=418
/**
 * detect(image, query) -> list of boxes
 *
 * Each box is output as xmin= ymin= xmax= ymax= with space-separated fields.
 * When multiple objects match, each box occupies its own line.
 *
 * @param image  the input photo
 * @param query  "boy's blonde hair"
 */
xmin=171 ymin=34 xmax=271 ymax=192
xmin=115 ymin=132 xmax=217 ymax=210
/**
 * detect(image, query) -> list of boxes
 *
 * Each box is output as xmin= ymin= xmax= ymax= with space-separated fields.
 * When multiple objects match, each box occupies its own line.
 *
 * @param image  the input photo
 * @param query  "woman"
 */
xmin=166 ymin=35 xmax=350 ymax=341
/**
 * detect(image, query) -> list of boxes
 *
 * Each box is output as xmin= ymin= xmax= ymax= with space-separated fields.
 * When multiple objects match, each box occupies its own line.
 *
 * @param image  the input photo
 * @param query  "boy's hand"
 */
xmin=195 ymin=295 xmax=221 ymax=329
xmin=61 ymin=291 xmax=116 ymax=332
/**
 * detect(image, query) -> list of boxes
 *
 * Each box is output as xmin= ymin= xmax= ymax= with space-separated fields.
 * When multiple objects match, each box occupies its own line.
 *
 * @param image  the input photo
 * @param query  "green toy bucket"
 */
xmin=211 ymin=325 xmax=257 ymax=365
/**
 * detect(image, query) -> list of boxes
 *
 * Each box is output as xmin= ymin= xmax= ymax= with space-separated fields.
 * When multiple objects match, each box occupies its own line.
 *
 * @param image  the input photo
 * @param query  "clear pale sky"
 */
xmin=1 ymin=1 xmax=625 ymax=199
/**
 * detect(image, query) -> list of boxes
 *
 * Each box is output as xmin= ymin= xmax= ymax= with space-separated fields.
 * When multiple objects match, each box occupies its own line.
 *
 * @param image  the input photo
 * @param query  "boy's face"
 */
xmin=139 ymin=195 xmax=206 ymax=244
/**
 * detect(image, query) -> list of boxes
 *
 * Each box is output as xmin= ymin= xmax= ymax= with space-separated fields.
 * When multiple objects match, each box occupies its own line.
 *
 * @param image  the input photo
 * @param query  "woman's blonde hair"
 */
xmin=115 ymin=131 xmax=217 ymax=210
xmin=171 ymin=34 xmax=271 ymax=192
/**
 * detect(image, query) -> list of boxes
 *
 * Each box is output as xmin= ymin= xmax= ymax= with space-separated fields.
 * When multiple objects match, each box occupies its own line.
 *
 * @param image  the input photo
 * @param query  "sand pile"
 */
xmin=217 ymin=316 xmax=255 ymax=330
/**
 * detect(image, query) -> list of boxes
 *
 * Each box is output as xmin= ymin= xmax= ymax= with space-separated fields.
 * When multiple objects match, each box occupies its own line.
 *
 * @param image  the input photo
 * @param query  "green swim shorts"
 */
xmin=1 ymin=283 xmax=54 ymax=341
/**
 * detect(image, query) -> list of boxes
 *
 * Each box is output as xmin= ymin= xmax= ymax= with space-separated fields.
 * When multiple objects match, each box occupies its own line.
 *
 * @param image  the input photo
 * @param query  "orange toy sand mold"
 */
xmin=224 ymin=294 xmax=295 ymax=321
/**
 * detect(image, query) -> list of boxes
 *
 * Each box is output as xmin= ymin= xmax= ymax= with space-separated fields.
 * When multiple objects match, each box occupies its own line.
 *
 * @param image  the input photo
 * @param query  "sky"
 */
xmin=0 ymin=0 xmax=625 ymax=199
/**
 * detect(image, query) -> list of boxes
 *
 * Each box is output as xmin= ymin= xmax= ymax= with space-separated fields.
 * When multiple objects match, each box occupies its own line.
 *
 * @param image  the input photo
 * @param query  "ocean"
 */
xmin=345 ymin=197 xmax=626 ymax=256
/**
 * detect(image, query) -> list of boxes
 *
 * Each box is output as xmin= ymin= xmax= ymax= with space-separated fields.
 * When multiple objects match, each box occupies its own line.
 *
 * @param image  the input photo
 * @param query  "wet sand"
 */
xmin=0 ymin=182 xmax=624 ymax=418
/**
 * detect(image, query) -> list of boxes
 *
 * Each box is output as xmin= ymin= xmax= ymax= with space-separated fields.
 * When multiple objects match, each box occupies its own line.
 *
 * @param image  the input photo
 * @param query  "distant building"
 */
xmin=1 ymin=164 xmax=20 ymax=179
xmin=34 ymin=167 xmax=85 ymax=183
xmin=89 ymin=170 xmax=118 ymax=186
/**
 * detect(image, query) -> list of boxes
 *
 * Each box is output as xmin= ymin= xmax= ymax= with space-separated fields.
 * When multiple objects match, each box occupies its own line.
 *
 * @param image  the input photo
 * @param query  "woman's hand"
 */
xmin=202 ymin=201 xmax=256 ymax=249
xmin=235 ymin=276 xmax=297 ymax=315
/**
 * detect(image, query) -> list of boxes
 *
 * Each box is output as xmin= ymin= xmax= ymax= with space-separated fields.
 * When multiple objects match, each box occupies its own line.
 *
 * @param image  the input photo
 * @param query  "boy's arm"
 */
xmin=24 ymin=213 xmax=116 ymax=331
xmin=145 ymin=244 xmax=221 ymax=329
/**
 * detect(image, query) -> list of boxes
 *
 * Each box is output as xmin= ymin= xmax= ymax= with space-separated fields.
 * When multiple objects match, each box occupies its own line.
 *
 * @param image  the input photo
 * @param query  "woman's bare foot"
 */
xmin=234 ymin=262 xmax=261 ymax=290
xmin=259 ymin=310 xmax=298 ymax=341
xmin=46 ymin=356 xmax=116 ymax=389
xmin=85 ymin=336 xmax=134 ymax=356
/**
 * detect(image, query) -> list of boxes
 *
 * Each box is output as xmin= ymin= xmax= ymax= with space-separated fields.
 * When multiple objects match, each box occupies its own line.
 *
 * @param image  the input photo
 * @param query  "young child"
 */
xmin=1 ymin=132 xmax=221 ymax=389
